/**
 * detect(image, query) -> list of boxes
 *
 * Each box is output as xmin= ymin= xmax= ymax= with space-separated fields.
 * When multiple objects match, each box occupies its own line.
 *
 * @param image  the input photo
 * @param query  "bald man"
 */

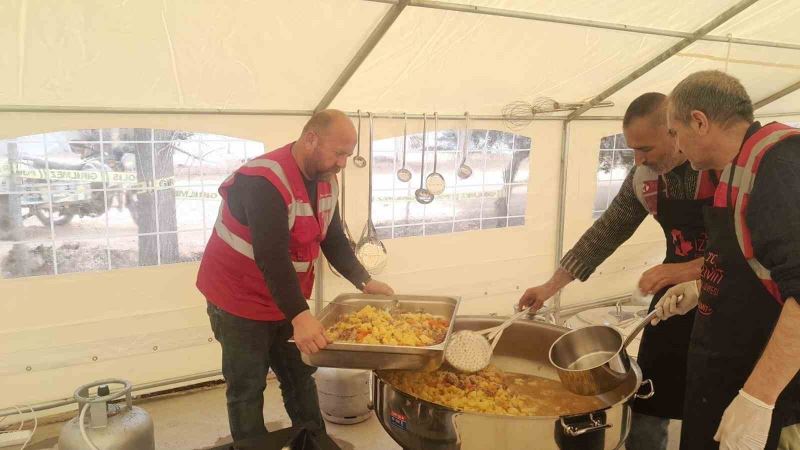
xmin=197 ymin=109 xmax=394 ymax=442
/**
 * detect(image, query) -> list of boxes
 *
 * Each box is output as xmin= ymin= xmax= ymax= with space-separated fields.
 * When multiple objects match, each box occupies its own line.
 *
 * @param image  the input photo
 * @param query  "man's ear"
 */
xmin=691 ymin=110 xmax=710 ymax=136
xmin=302 ymin=130 xmax=318 ymax=149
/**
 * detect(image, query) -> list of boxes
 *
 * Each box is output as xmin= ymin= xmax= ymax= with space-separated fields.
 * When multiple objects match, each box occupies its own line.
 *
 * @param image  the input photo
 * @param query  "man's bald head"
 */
xmin=302 ymin=109 xmax=356 ymax=139
xmin=294 ymin=109 xmax=357 ymax=180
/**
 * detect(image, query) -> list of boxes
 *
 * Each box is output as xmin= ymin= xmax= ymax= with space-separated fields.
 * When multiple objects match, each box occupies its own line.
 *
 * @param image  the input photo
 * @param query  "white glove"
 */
xmin=650 ymin=280 xmax=699 ymax=325
xmin=714 ymin=389 xmax=773 ymax=449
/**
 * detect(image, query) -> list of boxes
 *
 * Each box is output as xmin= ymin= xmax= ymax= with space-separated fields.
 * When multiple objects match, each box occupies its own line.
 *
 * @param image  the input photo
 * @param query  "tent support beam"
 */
xmin=0 ymin=104 xmax=625 ymax=120
xmin=552 ymin=119 xmax=571 ymax=325
xmin=753 ymin=79 xmax=800 ymax=111
xmin=364 ymin=0 xmax=800 ymax=51
xmin=567 ymin=0 xmax=760 ymax=120
xmin=313 ymin=0 xmax=409 ymax=112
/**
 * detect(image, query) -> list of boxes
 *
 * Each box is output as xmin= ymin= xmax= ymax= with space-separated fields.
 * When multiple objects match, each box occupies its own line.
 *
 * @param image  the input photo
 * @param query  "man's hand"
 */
xmin=291 ymin=310 xmax=329 ymax=355
xmin=714 ymin=389 xmax=773 ymax=449
xmin=518 ymin=284 xmax=558 ymax=312
xmin=362 ymin=279 xmax=394 ymax=295
xmin=638 ymin=258 xmax=703 ymax=295
xmin=651 ymin=280 xmax=699 ymax=325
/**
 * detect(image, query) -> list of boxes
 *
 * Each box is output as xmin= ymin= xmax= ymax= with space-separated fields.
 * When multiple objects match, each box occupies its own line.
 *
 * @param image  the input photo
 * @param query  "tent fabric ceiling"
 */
xmin=0 ymin=0 xmax=798 ymax=116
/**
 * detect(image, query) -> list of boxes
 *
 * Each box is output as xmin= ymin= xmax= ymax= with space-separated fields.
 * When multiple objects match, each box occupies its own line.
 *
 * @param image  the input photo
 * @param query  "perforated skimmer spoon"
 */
xmin=397 ymin=113 xmax=412 ymax=183
xmin=355 ymin=112 xmax=389 ymax=274
xmin=444 ymin=306 xmax=532 ymax=373
xmin=425 ymin=112 xmax=446 ymax=196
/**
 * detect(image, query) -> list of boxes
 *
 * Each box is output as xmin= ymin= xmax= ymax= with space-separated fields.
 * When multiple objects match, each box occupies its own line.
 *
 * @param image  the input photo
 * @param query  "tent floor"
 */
xmin=17 ymin=380 xmax=679 ymax=449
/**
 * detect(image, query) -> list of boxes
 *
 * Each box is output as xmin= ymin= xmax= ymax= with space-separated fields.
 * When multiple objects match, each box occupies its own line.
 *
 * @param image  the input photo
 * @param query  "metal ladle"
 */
xmin=352 ymin=110 xmax=367 ymax=168
xmin=425 ymin=112 xmax=446 ymax=196
xmin=457 ymin=112 xmax=474 ymax=179
xmin=415 ymin=113 xmax=434 ymax=204
xmin=397 ymin=113 xmax=412 ymax=183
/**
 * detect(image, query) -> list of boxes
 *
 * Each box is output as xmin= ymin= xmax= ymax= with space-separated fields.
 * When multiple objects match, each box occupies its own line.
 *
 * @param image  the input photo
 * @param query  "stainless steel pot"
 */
xmin=372 ymin=317 xmax=654 ymax=450
xmin=549 ymin=309 xmax=658 ymax=396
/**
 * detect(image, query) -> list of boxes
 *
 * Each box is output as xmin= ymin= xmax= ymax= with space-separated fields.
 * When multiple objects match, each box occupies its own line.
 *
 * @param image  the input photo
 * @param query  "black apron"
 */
xmin=632 ymin=176 xmax=711 ymax=419
xmin=680 ymin=166 xmax=800 ymax=449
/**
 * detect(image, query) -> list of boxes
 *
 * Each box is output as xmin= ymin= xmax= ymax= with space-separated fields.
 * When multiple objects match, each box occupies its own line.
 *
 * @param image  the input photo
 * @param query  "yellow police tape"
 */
xmin=0 ymin=163 xmax=219 ymax=200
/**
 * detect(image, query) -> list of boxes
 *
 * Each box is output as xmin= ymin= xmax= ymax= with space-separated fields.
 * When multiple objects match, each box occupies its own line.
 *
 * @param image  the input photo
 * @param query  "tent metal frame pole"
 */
xmin=567 ymin=0 xmax=760 ymax=120
xmin=753 ymin=79 xmax=800 ymax=111
xmin=313 ymin=0 xmax=409 ymax=112
xmin=364 ymin=0 xmax=800 ymax=51
xmin=552 ymin=119 xmax=571 ymax=325
xmin=0 ymin=105 xmax=626 ymax=121
xmin=0 ymin=370 xmax=222 ymax=418
xmin=755 ymin=111 xmax=800 ymax=119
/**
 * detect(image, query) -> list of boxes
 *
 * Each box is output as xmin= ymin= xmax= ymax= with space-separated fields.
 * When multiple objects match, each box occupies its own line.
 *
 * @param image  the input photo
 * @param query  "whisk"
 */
xmin=501 ymin=97 xmax=614 ymax=131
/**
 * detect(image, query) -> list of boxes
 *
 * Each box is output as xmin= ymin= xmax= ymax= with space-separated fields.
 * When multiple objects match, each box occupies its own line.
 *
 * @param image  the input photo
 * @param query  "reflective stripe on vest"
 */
xmin=716 ymin=123 xmax=800 ymax=303
xmin=211 ymin=153 xmax=339 ymax=274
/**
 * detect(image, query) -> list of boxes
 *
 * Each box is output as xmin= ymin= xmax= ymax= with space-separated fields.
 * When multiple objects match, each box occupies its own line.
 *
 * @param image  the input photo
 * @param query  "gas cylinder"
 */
xmin=58 ymin=378 xmax=154 ymax=450
xmin=314 ymin=368 xmax=371 ymax=425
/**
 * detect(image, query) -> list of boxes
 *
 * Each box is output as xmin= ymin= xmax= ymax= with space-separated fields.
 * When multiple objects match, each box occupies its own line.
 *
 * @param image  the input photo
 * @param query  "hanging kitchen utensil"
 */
xmin=457 ymin=112 xmax=474 ymax=180
xmin=355 ymin=113 xmax=388 ymax=275
xmin=444 ymin=306 xmax=533 ymax=373
xmin=414 ymin=114 xmax=434 ymax=204
xmin=425 ymin=112 xmax=446 ymax=196
xmin=327 ymin=167 xmax=356 ymax=278
xmin=396 ymin=113 xmax=412 ymax=183
xmin=501 ymin=97 xmax=615 ymax=131
xmin=549 ymin=307 xmax=662 ymax=396
xmin=352 ymin=110 xmax=367 ymax=168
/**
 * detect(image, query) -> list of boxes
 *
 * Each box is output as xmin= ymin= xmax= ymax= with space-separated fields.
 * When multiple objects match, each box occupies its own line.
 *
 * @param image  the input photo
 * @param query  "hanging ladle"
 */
xmin=415 ymin=113 xmax=434 ymax=204
xmin=425 ymin=112 xmax=446 ymax=196
xmin=352 ymin=110 xmax=367 ymax=168
xmin=397 ymin=113 xmax=412 ymax=183
xmin=457 ymin=112 xmax=474 ymax=179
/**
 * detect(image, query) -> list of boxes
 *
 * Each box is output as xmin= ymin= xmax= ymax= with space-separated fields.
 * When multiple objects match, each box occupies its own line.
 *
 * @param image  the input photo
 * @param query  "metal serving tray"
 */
xmin=297 ymin=293 xmax=460 ymax=371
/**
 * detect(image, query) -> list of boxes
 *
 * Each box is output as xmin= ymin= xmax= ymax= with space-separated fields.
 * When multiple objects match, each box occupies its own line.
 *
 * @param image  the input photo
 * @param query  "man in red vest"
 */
xmin=655 ymin=70 xmax=800 ymax=449
xmin=197 ymin=109 xmax=394 ymax=442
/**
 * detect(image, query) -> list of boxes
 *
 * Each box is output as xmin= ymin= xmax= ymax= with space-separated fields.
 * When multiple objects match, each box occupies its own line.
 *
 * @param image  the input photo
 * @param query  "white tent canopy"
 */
xmin=1 ymin=0 xmax=799 ymax=116
xmin=1 ymin=0 xmax=798 ymax=410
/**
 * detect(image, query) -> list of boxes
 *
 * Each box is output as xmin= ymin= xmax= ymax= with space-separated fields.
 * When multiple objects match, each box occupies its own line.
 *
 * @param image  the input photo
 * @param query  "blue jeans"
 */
xmin=207 ymin=302 xmax=325 ymax=442
xmin=626 ymin=412 xmax=669 ymax=450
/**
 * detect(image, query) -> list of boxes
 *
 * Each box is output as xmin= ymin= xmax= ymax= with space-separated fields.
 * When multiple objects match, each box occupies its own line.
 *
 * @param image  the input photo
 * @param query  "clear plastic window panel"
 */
xmin=0 ymin=129 xmax=264 ymax=278
xmin=593 ymin=133 xmax=634 ymax=219
xmin=370 ymin=128 xmax=531 ymax=240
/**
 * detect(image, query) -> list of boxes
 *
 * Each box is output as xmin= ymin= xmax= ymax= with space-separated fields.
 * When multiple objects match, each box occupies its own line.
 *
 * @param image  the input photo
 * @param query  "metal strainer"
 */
xmin=355 ymin=112 xmax=389 ymax=274
xmin=444 ymin=306 xmax=532 ymax=372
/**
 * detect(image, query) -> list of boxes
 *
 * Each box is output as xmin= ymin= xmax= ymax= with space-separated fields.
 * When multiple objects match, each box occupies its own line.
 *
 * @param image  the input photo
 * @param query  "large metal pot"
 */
xmin=372 ymin=317 xmax=653 ymax=450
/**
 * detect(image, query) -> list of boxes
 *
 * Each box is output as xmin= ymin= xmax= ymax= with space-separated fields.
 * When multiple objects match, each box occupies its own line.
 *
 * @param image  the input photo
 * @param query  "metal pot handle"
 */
xmin=560 ymin=413 xmax=612 ymax=437
xmin=635 ymin=378 xmax=655 ymax=399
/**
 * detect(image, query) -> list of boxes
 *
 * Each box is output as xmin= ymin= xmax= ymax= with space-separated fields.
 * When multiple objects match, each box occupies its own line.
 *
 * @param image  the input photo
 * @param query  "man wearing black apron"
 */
xmin=519 ymin=93 xmax=714 ymax=449
xmin=655 ymin=70 xmax=800 ymax=449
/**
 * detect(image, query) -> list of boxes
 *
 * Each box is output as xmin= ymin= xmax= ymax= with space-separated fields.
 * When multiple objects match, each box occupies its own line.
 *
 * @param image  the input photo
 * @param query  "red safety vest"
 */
xmin=196 ymin=143 xmax=338 ymax=320
xmin=714 ymin=122 xmax=800 ymax=304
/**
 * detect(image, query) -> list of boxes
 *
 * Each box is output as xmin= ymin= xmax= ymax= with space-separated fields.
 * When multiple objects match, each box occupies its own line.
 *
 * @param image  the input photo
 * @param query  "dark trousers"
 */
xmin=207 ymin=301 xmax=326 ymax=442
